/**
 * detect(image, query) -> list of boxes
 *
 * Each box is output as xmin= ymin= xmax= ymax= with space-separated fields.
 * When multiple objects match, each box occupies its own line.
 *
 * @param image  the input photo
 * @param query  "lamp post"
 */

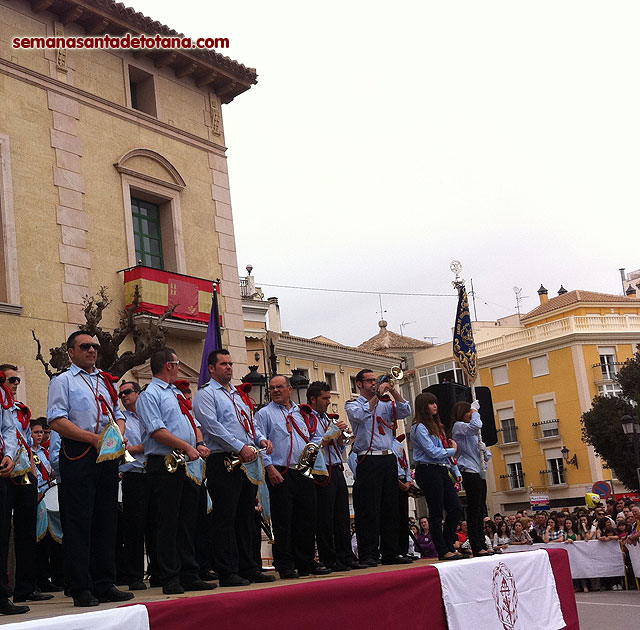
xmin=241 ymin=365 xmax=267 ymax=409
xmin=290 ymin=368 xmax=309 ymax=405
xmin=621 ymin=414 xmax=640 ymax=492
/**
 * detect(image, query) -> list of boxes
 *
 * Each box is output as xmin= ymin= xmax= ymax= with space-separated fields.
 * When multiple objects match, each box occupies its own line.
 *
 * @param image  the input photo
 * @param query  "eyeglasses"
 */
xmin=78 ymin=342 xmax=100 ymax=351
xmin=361 ymin=378 xmax=377 ymax=383
xmin=7 ymin=376 xmax=20 ymax=385
xmin=119 ymin=389 xmax=136 ymax=398
xmin=167 ymin=360 xmax=180 ymax=367
xmin=269 ymin=385 xmax=287 ymax=391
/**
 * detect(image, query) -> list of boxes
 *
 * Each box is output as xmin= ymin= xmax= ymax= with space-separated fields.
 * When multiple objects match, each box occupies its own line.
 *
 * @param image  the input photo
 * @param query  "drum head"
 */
xmin=43 ymin=485 xmax=59 ymax=512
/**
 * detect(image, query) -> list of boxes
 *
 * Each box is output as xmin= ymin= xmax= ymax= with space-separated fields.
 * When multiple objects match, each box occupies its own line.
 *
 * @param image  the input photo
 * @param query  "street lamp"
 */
xmin=560 ymin=445 xmax=578 ymax=468
xmin=621 ymin=414 xmax=640 ymax=492
xmin=290 ymin=368 xmax=309 ymax=405
xmin=241 ymin=365 xmax=267 ymax=409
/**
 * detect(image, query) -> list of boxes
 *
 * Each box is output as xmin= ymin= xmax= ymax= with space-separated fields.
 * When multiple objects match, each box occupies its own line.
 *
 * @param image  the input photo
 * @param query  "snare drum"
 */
xmin=43 ymin=485 xmax=59 ymax=512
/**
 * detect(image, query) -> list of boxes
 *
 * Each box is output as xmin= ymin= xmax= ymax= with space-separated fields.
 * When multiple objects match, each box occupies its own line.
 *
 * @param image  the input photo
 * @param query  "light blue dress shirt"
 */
xmin=314 ymin=410 xmax=345 ymax=466
xmin=47 ymin=363 xmax=125 ymax=432
xmin=392 ymin=439 xmax=411 ymax=480
xmin=33 ymin=445 xmax=53 ymax=493
xmin=136 ymin=377 xmax=200 ymax=456
xmin=411 ymin=424 xmax=460 ymax=477
xmin=452 ymin=411 xmax=492 ymax=476
xmin=48 ymin=430 xmax=61 ymax=478
xmin=192 ymin=379 xmax=265 ymax=454
xmin=345 ymin=396 xmax=411 ymax=454
xmin=254 ymin=401 xmax=321 ymax=468
xmin=0 ymin=406 xmax=18 ymax=460
xmin=119 ymin=408 xmax=146 ymax=472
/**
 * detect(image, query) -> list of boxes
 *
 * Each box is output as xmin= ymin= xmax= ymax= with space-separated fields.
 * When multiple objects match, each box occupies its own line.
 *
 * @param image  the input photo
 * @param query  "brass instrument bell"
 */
xmin=224 ymin=445 xmax=262 ymax=473
xmin=377 ymin=366 xmax=403 ymax=401
xmin=295 ymin=442 xmax=320 ymax=479
xmin=164 ymin=449 xmax=190 ymax=473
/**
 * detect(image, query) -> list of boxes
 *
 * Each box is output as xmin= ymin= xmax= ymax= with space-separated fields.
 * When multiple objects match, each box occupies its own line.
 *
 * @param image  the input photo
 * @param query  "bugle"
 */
xmin=223 ymin=445 xmax=265 ymax=473
xmin=294 ymin=442 xmax=320 ymax=479
xmin=325 ymin=413 xmax=355 ymax=446
xmin=164 ymin=449 xmax=190 ymax=473
xmin=376 ymin=366 xmax=403 ymax=401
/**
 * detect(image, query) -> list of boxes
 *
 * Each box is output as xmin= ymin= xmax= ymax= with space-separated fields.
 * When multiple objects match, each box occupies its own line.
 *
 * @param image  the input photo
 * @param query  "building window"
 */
xmin=598 ymin=346 xmax=618 ymax=379
xmin=500 ymin=417 xmax=518 ymax=444
xmin=598 ymin=383 xmax=622 ymax=397
xmin=546 ymin=457 xmax=566 ymax=485
xmin=349 ymin=376 xmax=358 ymax=396
xmin=128 ymin=65 xmax=157 ymax=116
xmin=491 ymin=365 xmax=509 ymax=386
xmin=530 ymin=355 xmax=549 ymax=378
xmin=131 ymin=197 xmax=164 ymax=269
xmin=296 ymin=367 xmax=310 ymax=381
xmin=0 ymin=134 xmax=20 ymax=308
xmin=507 ymin=462 xmax=525 ymax=489
xmin=418 ymin=361 xmax=465 ymax=390
xmin=324 ymin=371 xmax=338 ymax=393
xmin=536 ymin=399 xmax=559 ymax=437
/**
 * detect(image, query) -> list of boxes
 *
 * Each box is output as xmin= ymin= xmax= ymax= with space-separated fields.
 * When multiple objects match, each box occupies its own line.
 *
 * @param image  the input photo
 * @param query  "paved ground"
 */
xmin=576 ymin=590 xmax=640 ymax=629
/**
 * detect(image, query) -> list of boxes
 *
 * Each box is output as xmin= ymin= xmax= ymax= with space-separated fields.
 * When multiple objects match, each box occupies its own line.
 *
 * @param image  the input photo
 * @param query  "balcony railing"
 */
xmin=476 ymin=315 xmax=640 ymax=357
xmin=122 ymin=265 xmax=217 ymax=324
xmin=539 ymin=467 xmax=566 ymax=486
xmin=498 ymin=472 xmax=526 ymax=492
xmin=532 ymin=418 xmax=560 ymax=440
xmin=592 ymin=361 xmax=625 ymax=382
xmin=496 ymin=425 xmax=519 ymax=446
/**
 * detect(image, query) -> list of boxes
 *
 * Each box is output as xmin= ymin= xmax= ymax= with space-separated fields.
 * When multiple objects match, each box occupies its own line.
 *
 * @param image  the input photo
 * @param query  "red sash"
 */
xmin=0 ymin=372 xmax=13 ymax=410
xmin=16 ymin=402 xmax=31 ymax=431
xmin=177 ymin=393 xmax=198 ymax=438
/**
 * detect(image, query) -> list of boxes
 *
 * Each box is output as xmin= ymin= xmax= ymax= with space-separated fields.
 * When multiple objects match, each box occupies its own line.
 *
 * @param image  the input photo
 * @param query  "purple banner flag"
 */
xmin=199 ymin=284 xmax=223 ymax=387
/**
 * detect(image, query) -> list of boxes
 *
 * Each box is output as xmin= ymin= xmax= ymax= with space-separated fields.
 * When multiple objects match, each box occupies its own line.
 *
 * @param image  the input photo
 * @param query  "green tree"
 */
xmin=581 ymin=345 xmax=640 ymax=491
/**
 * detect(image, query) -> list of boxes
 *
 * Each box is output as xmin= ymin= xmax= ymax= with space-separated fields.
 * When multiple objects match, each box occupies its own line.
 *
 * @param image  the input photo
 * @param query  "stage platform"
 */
xmin=0 ymin=550 xmax=579 ymax=630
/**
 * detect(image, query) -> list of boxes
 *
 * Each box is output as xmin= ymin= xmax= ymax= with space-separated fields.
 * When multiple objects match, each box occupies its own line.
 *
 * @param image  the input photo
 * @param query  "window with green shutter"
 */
xmin=131 ymin=197 xmax=164 ymax=269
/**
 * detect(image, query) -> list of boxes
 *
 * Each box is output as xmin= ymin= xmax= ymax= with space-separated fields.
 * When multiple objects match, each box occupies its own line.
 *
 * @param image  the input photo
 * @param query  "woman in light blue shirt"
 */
xmin=411 ymin=393 xmax=463 ymax=561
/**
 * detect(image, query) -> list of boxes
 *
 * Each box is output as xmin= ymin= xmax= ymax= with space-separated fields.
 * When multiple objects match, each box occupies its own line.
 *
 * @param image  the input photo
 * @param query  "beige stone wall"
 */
xmin=0 ymin=0 xmax=249 ymax=413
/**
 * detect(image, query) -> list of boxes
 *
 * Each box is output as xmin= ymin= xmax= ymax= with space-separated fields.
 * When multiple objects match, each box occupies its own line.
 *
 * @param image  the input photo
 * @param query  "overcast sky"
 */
xmin=130 ymin=0 xmax=639 ymax=347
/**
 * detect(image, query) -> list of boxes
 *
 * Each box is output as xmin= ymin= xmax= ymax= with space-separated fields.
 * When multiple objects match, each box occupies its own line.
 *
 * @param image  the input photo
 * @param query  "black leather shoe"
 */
xmin=219 ymin=574 xmax=251 ymax=587
xmin=95 ymin=586 xmax=135 ymax=603
xmin=348 ymin=561 xmax=369 ymax=570
xmin=38 ymin=580 xmax=64 ymax=593
xmin=73 ymin=590 xmax=99 ymax=607
xmin=359 ymin=558 xmax=378 ymax=567
xmin=242 ymin=572 xmax=276 ymax=583
xmin=381 ymin=555 xmax=413 ymax=565
xmin=162 ymin=582 xmax=184 ymax=595
xmin=13 ymin=591 xmax=54 ymax=602
xmin=330 ymin=562 xmax=351 ymax=572
xmin=181 ymin=579 xmax=217 ymax=591
xmin=278 ymin=569 xmax=299 ymax=579
xmin=129 ymin=580 xmax=147 ymax=591
xmin=298 ymin=565 xmax=332 ymax=576
xmin=198 ymin=570 xmax=218 ymax=581
xmin=0 ymin=598 xmax=29 ymax=615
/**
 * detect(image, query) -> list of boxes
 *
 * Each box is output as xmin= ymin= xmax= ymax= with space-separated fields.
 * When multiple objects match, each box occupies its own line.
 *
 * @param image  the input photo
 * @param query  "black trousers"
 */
xmin=37 ymin=532 xmax=63 ymax=587
xmin=315 ymin=464 xmax=356 ymax=567
xmin=0 ymin=479 xmax=12 ymax=598
xmin=267 ymin=467 xmax=316 ymax=572
xmin=415 ymin=464 xmax=462 ymax=558
xmin=195 ymin=482 xmax=214 ymax=576
xmin=59 ymin=440 xmax=118 ymax=595
xmin=119 ymin=471 xmax=157 ymax=584
xmin=461 ymin=472 xmax=488 ymax=555
xmin=397 ymin=483 xmax=410 ymax=556
xmin=353 ymin=454 xmax=399 ymax=562
xmin=146 ymin=455 xmax=199 ymax=585
xmin=206 ymin=453 xmax=259 ymax=578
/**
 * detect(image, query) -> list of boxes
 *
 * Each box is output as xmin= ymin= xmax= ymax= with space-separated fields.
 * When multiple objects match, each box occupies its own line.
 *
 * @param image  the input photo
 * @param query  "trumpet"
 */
xmin=223 ymin=445 xmax=265 ymax=473
xmin=294 ymin=442 xmax=320 ymax=479
xmin=376 ymin=366 xmax=403 ymax=401
xmin=325 ymin=413 xmax=356 ymax=446
xmin=164 ymin=449 xmax=190 ymax=473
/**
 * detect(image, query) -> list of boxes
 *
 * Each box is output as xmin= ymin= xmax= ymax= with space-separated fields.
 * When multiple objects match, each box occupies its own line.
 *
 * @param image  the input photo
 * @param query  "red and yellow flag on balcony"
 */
xmin=124 ymin=266 xmax=219 ymax=324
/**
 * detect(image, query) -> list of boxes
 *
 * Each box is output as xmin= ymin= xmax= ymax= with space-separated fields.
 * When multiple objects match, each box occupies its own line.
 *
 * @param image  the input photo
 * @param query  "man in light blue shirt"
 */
xmin=47 ymin=332 xmax=132 ymax=608
xmin=192 ymin=349 xmax=274 ymax=587
xmin=345 ymin=368 xmax=411 ymax=567
xmin=136 ymin=348 xmax=214 ymax=595
xmin=254 ymin=375 xmax=331 ymax=579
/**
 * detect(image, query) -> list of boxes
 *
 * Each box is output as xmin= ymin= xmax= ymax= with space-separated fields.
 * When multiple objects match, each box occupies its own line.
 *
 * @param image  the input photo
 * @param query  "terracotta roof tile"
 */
xmin=521 ymin=289 xmax=640 ymax=320
xmin=358 ymin=320 xmax=432 ymax=352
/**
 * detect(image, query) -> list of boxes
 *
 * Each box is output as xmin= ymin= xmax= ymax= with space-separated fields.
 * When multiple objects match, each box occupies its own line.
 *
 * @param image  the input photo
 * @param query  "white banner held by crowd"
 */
xmin=436 ymin=549 xmax=565 ymax=630
xmin=627 ymin=542 xmax=640 ymax=579
xmin=503 ymin=540 xmax=625 ymax=579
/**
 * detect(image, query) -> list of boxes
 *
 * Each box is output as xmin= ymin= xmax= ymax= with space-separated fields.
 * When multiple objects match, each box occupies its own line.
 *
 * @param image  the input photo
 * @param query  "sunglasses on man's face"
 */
xmin=77 ymin=343 xmax=100 ymax=351
xmin=7 ymin=376 xmax=20 ymax=385
xmin=119 ymin=389 xmax=136 ymax=398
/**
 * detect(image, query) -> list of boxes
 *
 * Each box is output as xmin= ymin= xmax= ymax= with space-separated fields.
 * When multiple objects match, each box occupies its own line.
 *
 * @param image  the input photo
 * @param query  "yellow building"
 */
xmin=411 ymin=285 xmax=640 ymax=514
xmin=0 ymin=0 xmax=256 ymax=412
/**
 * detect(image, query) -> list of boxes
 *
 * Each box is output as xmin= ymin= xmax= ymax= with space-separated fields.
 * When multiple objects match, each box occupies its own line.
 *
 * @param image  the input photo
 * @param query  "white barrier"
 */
xmin=627 ymin=542 xmax=640 ymax=579
xmin=503 ymin=540 xmax=625 ymax=579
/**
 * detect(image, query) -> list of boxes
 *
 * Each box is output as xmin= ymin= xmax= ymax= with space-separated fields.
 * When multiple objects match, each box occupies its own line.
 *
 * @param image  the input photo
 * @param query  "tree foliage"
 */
xmin=581 ymin=345 xmax=640 ymax=491
xmin=33 ymin=285 xmax=175 ymax=379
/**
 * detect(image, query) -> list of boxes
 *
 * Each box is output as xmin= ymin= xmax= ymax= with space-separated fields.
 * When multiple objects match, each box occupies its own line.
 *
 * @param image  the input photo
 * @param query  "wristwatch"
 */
xmin=196 ymin=441 xmax=206 ymax=447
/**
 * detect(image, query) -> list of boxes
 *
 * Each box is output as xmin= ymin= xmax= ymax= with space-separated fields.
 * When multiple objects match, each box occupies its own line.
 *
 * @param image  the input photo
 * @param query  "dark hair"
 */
xmin=493 ymin=513 xmax=503 ymax=519
xmin=120 ymin=381 xmax=141 ymax=393
xmin=208 ymin=348 xmax=230 ymax=367
xmin=564 ymin=516 xmax=576 ymax=532
xmin=0 ymin=364 xmax=17 ymax=372
xmin=498 ymin=521 xmax=510 ymax=536
xmin=307 ymin=381 xmax=330 ymax=403
xmin=66 ymin=330 xmax=92 ymax=349
xmin=150 ymin=348 xmax=177 ymax=375
xmin=485 ymin=520 xmax=497 ymax=536
xmin=414 ymin=392 xmax=442 ymax=436
xmin=452 ymin=401 xmax=472 ymax=424
xmin=30 ymin=416 xmax=47 ymax=430
xmin=355 ymin=369 xmax=374 ymax=384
